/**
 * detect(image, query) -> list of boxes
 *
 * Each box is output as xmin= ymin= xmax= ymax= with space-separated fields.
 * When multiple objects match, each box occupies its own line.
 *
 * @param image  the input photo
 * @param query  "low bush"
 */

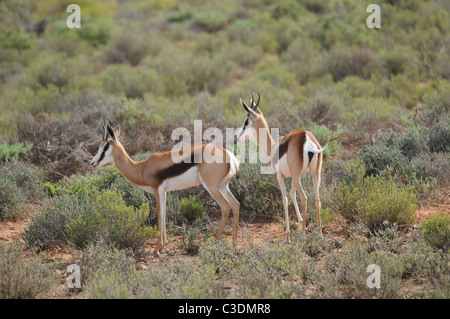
xmin=0 ymin=178 xmax=26 ymax=221
xmin=66 ymin=190 xmax=158 ymax=251
xmin=0 ymin=161 xmax=45 ymax=221
xmin=78 ymin=241 xmax=136 ymax=288
xmin=0 ymin=242 xmax=57 ymax=299
xmin=421 ymin=214 xmax=450 ymax=252
xmin=332 ymin=160 xmax=417 ymax=233
xmin=428 ymin=117 xmax=450 ymax=153
xmin=21 ymin=194 xmax=92 ymax=249
xmin=228 ymin=159 xmax=284 ymax=223
xmin=180 ymin=196 xmax=204 ymax=223
xmin=357 ymin=143 xmax=408 ymax=177
xmin=305 ymin=123 xmax=344 ymax=159
xmin=0 ymin=161 xmax=45 ymax=201
xmin=0 ymin=142 xmax=32 ymax=162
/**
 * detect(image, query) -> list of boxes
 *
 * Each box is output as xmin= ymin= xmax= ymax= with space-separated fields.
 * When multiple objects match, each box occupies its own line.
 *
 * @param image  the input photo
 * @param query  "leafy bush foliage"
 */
xmin=357 ymin=143 xmax=408 ymax=177
xmin=0 ymin=143 xmax=32 ymax=162
xmin=0 ymin=242 xmax=57 ymax=299
xmin=22 ymin=194 xmax=91 ymax=249
xmin=421 ymin=214 xmax=450 ymax=252
xmin=332 ymin=160 xmax=417 ymax=233
xmin=428 ymin=117 xmax=450 ymax=153
xmin=180 ymin=196 xmax=204 ymax=223
xmin=0 ymin=161 xmax=45 ymax=220
xmin=67 ymin=190 xmax=158 ymax=251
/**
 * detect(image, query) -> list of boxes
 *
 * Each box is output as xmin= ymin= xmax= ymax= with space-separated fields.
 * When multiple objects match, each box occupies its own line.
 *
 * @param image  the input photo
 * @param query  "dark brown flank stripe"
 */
xmin=155 ymin=152 xmax=197 ymax=182
xmin=274 ymin=130 xmax=314 ymax=164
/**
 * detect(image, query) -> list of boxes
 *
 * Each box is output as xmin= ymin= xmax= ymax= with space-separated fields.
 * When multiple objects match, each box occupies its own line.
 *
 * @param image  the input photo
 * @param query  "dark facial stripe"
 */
xmin=98 ymin=143 xmax=110 ymax=163
xmin=243 ymin=117 xmax=249 ymax=128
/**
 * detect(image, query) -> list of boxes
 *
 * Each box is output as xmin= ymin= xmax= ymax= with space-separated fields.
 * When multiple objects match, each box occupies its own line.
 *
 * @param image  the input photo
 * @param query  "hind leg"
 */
xmin=276 ymin=172 xmax=290 ymax=243
xmin=310 ymin=152 xmax=323 ymax=234
xmin=221 ymin=181 xmax=240 ymax=245
xmin=291 ymin=174 xmax=308 ymax=234
xmin=289 ymin=181 xmax=303 ymax=227
xmin=200 ymin=176 xmax=231 ymax=242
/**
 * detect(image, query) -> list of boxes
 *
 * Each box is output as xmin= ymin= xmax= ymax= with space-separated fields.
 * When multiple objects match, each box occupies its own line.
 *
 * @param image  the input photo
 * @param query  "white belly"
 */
xmin=162 ymin=166 xmax=202 ymax=192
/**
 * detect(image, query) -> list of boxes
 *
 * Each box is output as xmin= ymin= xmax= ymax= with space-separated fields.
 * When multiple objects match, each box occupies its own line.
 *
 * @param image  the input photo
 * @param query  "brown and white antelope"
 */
xmin=91 ymin=120 xmax=240 ymax=254
xmin=234 ymin=93 xmax=342 ymax=242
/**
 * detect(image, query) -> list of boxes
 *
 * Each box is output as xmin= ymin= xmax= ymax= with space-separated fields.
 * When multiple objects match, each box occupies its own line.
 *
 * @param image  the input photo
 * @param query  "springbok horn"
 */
xmin=253 ymin=92 xmax=260 ymax=109
xmin=102 ymin=123 xmax=108 ymax=141
xmin=104 ymin=116 xmax=112 ymax=126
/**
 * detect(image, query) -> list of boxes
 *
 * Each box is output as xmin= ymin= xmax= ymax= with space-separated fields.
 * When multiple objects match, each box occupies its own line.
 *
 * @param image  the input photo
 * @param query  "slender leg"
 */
xmin=289 ymin=182 xmax=303 ymax=226
xmin=311 ymin=174 xmax=322 ymax=235
xmin=292 ymin=174 xmax=307 ymax=234
xmin=201 ymin=181 xmax=231 ymax=242
xmin=221 ymin=181 xmax=240 ymax=245
xmin=276 ymin=172 xmax=290 ymax=243
xmin=154 ymin=187 xmax=165 ymax=254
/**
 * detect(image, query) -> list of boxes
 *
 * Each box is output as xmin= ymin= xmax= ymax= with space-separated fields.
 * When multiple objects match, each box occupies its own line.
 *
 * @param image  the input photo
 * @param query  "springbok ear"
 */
xmin=240 ymin=98 xmax=250 ymax=113
xmin=114 ymin=124 xmax=121 ymax=139
xmin=106 ymin=124 xmax=117 ymax=143
xmin=240 ymin=98 xmax=258 ymax=118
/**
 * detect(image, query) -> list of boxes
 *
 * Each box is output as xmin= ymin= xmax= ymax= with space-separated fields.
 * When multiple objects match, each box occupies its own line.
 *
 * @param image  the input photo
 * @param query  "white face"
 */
xmin=90 ymin=141 xmax=113 ymax=168
xmin=235 ymin=115 xmax=257 ymax=143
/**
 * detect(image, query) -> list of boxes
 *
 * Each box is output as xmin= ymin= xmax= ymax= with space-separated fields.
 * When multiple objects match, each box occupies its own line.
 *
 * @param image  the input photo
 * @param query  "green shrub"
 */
xmin=305 ymin=123 xmax=344 ymax=159
xmin=66 ymin=190 xmax=158 ymax=251
xmin=396 ymin=126 xmax=430 ymax=160
xmin=0 ymin=161 xmax=45 ymax=220
xmin=22 ymin=194 xmax=92 ymax=249
xmin=194 ymin=10 xmax=228 ymax=33
xmin=0 ymin=142 xmax=32 ymax=162
xmin=428 ymin=117 xmax=450 ymax=153
xmin=421 ymin=214 xmax=450 ymax=252
xmin=228 ymin=159 xmax=284 ymax=223
xmin=256 ymin=65 xmax=298 ymax=89
xmin=357 ymin=143 xmax=408 ymax=177
xmin=101 ymin=65 xmax=163 ymax=98
xmin=31 ymin=52 xmax=78 ymax=88
xmin=1 ymin=161 xmax=45 ymax=201
xmin=0 ymin=242 xmax=57 ymax=299
xmin=180 ymin=196 xmax=204 ymax=223
xmin=0 ymin=178 xmax=26 ymax=221
xmin=333 ymin=160 xmax=417 ymax=233
xmin=78 ymin=241 xmax=136 ymax=288
xmin=325 ymin=47 xmax=376 ymax=81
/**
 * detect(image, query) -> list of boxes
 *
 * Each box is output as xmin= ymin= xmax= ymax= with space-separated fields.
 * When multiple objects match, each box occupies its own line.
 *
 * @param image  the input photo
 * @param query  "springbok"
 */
xmin=91 ymin=120 xmax=240 ymax=254
xmin=234 ymin=93 xmax=342 ymax=242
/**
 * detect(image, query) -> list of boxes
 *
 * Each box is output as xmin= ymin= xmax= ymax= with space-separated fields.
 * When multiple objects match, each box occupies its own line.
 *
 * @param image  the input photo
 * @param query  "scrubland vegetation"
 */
xmin=0 ymin=0 xmax=449 ymax=299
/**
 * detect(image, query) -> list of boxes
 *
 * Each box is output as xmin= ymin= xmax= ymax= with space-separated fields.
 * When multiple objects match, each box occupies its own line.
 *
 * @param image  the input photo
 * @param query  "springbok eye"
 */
xmin=103 ymin=143 xmax=110 ymax=152
xmin=243 ymin=117 xmax=249 ymax=128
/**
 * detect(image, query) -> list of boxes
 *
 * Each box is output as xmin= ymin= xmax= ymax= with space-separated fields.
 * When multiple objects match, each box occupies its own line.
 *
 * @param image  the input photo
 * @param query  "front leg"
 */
xmin=154 ymin=187 xmax=167 ymax=254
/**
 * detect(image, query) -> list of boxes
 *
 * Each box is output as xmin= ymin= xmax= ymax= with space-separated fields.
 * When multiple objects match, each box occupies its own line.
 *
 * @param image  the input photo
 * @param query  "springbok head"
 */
xmin=90 ymin=118 xmax=120 ymax=168
xmin=234 ymin=92 xmax=262 ymax=144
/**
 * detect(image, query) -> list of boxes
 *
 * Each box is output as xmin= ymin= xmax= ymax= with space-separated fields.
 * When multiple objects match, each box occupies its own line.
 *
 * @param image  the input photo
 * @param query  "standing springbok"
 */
xmin=234 ymin=93 xmax=342 ymax=242
xmin=91 ymin=120 xmax=240 ymax=254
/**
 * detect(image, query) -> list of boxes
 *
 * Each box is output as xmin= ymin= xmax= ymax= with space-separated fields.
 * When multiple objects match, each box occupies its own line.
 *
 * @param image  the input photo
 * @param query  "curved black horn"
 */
xmin=104 ymin=116 xmax=112 ymax=126
xmin=252 ymin=92 xmax=261 ymax=111
xmin=102 ymin=123 xmax=108 ymax=141
xmin=253 ymin=92 xmax=260 ymax=109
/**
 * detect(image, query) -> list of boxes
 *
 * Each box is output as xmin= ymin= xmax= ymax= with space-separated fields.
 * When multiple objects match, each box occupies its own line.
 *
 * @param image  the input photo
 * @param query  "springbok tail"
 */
xmin=309 ymin=132 xmax=346 ymax=154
